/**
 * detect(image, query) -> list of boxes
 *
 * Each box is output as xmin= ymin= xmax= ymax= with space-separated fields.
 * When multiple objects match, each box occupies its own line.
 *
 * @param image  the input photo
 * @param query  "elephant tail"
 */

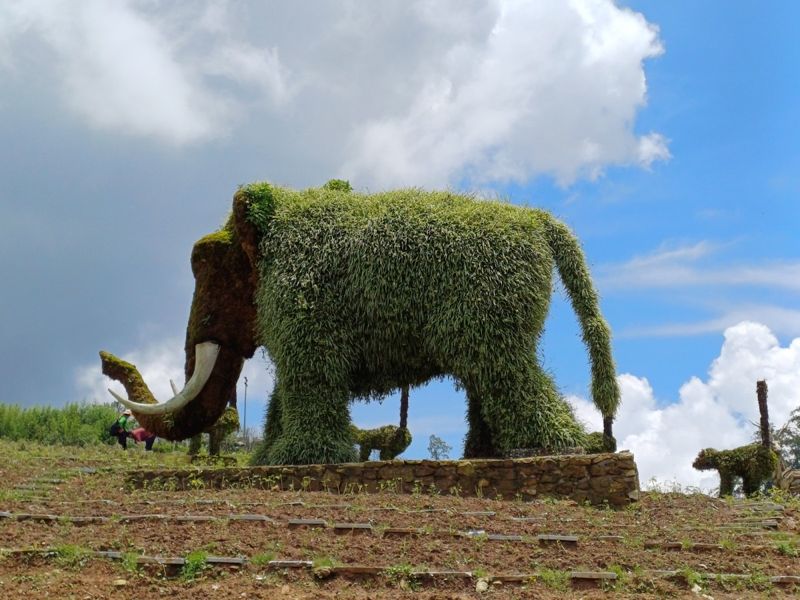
xmin=541 ymin=212 xmax=620 ymax=427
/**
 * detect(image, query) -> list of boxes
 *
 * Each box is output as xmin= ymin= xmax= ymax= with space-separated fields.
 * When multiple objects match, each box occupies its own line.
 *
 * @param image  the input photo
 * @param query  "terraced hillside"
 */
xmin=0 ymin=441 xmax=798 ymax=599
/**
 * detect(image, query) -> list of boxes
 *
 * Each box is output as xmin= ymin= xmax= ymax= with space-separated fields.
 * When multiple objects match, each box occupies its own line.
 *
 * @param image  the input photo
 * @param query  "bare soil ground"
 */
xmin=0 ymin=440 xmax=798 ymax=599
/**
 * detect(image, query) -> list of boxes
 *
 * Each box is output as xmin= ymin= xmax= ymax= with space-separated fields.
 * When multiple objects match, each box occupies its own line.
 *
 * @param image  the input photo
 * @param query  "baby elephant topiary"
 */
xmin=189 ymin=406 xmax=240 ymax=457
xmin=692 ymin=444 xmax=778 ymax=497
xmin=351 ymin=425 xmax=412 ymax=461
xmin=582 ymin=431 xmax=617 ymax=454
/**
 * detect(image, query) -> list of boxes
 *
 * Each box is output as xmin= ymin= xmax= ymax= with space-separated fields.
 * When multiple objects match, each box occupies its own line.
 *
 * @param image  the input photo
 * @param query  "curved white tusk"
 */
xmin=107 ymin=342 xmax=220 ymax=415
xmin=169 ymin=379 xmax=179 ymax=396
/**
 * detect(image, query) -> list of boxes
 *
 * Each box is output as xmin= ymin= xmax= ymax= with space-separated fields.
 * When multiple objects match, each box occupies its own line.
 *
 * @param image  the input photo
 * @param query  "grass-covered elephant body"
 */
xmin=102 ymin=181 xmax=619 ymax=465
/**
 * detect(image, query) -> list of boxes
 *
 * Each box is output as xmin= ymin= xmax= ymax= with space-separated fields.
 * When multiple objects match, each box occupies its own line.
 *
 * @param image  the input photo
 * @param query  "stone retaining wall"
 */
xmin=127 ymin=451 xmax=640 ymax=507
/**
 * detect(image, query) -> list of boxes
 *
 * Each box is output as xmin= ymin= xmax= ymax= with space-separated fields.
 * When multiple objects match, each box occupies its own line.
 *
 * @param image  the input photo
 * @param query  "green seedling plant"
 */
xmin=181 ymin=550 xmax=208 ymax=582
xmin=384 ymin=563 xmax=419 ymax=591
xmin=54 ymin=545 xmax=92 ymax=569
xmin=775 ymin=541 xmax=798 ymax=557
xmin=678 ymin=567 xmax=704 ymax=590
xmin=121 ymin=551 xmax=141 ymax=573
xmin=537 ymin=568 xmax=570 ymax=592
xmin=604 ymin=564 xmax=628 ymax=591
xmin=719 ymin=537 xmax=737 ymax=551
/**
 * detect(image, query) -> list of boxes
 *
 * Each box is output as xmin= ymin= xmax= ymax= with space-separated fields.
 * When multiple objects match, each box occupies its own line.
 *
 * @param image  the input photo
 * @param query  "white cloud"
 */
xmin=601 ymin=241 xmax=800 ymax=291
xmin=343 ymin=0 xmax=667 ymax=187
xmin=0 ymin=0 xmax=291 ymax=144
xmin=1 ymin=0 xmax=666 ymax=185
xmin=623 ymin=305 xmax=800 ymax=338
xmin=599 ymin=240 xmax=800 ymax=338
xmin=570 ymin=321 xmax=800 ymax=491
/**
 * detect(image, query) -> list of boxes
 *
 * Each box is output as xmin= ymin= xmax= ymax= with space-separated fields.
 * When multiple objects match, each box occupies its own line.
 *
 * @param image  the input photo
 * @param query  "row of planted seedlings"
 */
xmin=2 ymin=542 xmax=800 ymax=595
xmin=2 ymin=503 xmax=799 ymax=582
xmin=5 ymin=494 xmax=792 ymax=550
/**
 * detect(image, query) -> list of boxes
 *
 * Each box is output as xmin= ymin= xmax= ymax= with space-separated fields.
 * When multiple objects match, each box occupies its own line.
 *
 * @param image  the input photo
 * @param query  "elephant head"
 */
xmin=100 ymin=193 xmax=261 ymax=440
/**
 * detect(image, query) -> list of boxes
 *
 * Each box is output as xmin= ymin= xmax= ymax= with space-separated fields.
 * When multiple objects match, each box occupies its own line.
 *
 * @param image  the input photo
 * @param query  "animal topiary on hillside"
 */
xmin=693 ymin=444 xmax=778 ymax=497
xmin=101 ymin=182 xmax=620 ymax=465
xmin=351 ymin=425 xmax=412 ymax=461
xmin=188 ymin=406 xmax=240 ymax=457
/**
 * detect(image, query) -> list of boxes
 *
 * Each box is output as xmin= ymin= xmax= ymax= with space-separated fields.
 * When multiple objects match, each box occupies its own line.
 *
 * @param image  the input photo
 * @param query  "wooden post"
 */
xmin=757 ymin=380 xmax=771 ymax=448
xmin=399 ymin=385 xmax=409 ymax=430
xmin=603 ymin=415 xmax=613 ymax=439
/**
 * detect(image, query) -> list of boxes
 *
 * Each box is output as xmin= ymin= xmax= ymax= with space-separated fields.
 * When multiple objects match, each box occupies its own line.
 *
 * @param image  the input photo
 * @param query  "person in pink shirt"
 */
xmin=130 ymin=427 xmax=157 ymax=451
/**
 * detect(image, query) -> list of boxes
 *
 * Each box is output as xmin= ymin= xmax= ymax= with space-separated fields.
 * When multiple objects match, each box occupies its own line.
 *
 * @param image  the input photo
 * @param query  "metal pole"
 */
xmin=243 ymin=376 xmax=248 ymax=445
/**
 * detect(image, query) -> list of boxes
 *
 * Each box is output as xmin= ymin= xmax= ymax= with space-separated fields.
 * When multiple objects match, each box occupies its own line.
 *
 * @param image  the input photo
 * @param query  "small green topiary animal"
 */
xmin=692 ymin=444 xmax=778 ymax=497
xmin=583 ymin=431 xmax=617 ymax=454
xmin=188 ymin=406 xmax=239 ymax=457
xmin=351 ymin=425 xmax=412 ymax=461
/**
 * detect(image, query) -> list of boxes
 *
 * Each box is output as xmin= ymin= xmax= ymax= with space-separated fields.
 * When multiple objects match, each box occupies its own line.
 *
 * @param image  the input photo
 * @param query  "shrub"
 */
xmin=0 ymin=402 xmax=118 ymax=446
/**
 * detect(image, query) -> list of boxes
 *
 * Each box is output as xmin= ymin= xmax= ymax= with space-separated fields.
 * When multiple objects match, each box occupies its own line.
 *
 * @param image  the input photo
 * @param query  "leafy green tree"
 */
xmin=774 ymin=407 xmax=800 ymax=469
xmin=0 ymin=402 xmax=118 ymax=445
xmin=428 ymin=434 xmax=452 ymax=460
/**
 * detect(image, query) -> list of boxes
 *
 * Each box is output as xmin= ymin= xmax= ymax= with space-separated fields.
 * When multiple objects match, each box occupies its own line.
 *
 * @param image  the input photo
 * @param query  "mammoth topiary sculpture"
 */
xmin=101 ymin=181 xmax=620 ymax=465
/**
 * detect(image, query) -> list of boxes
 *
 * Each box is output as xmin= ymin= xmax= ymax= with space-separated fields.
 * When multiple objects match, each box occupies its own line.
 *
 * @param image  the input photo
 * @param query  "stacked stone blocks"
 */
xmin=129 ymin=452 xmax=640 ymax=507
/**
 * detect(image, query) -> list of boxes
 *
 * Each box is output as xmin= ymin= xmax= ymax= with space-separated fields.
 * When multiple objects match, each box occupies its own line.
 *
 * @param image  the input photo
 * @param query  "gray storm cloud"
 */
xmin=0 ymin=0 xmax=667 ymax=410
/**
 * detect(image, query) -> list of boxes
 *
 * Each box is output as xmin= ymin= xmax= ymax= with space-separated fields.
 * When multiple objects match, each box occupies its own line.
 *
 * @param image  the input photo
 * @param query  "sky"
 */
xmin=1 ymin=0 xmax=798 ymax=491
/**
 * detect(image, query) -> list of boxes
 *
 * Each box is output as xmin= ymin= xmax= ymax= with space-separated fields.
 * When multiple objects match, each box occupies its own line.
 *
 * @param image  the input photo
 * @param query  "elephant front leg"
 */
xmin=188 ymin=434 xmax=202 ymax=456
xmin=265 ymin=380 xmax=357 ymax=465
xmin=208 ymin=427 xmax=222 ymax=456
xmin=718 ymin=471 xmax=734 ymax=497
xmin=742 ymin=474 xmax=760 ymax=497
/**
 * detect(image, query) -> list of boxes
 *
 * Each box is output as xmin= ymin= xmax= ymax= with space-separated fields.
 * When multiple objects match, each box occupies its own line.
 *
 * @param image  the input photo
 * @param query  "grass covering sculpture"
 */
xmin=102 ymin=181 xmax=620 ymax=465
xmin=188 ymin=406 xmax=239 ymax=457
xmin=693 ymin=445 xmax=778 ymax=497
xmin=351 ymin=425 xmax=412 ymax=461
